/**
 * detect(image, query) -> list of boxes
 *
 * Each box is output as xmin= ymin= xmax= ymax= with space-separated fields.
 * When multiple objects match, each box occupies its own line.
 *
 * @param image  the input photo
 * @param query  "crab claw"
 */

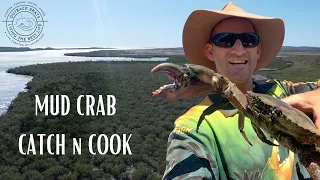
xmin=151 ymin=63 xmax=222 ymax=99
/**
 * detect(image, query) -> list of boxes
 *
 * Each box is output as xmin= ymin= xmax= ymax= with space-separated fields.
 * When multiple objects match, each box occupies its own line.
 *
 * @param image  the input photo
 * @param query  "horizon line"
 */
xmin=0 ymin=45 xmax=320 ymax=49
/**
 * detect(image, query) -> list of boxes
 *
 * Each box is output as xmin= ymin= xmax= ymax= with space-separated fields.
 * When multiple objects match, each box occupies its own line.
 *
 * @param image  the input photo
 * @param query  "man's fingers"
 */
xmin=282 ymin=90 xmax=320 ymax=129
xmin=282 ymin=94 xmax=301 ymax=107
xmin=282 ymin=95 xmax=313 ymax=114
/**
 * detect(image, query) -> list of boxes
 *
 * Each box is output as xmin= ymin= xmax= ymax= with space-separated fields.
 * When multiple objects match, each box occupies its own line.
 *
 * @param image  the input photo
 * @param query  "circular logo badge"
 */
xmin=3 ymin=1 xmax=47 ymax=46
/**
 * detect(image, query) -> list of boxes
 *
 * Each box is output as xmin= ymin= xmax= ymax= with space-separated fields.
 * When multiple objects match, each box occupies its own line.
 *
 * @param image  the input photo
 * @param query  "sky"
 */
xmin=0 ymin=0 xmax=319 ymax=48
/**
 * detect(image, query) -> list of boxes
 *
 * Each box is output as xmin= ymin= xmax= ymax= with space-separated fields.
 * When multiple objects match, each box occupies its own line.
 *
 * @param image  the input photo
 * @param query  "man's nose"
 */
xmin=231 ymin=39 xmax=246 ymax=56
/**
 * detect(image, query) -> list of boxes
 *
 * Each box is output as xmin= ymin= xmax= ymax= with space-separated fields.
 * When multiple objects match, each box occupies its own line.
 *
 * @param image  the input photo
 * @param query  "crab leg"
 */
xmin=238 ymin=114 xmax=253 ymax=146
xmin=251 ymin=123 xmax=279 ymax=146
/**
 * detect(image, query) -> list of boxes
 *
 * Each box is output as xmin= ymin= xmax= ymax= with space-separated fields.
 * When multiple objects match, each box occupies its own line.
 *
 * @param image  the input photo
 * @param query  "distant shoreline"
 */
xmin=0 ymin=47 xmax=115 ymax=53
xmin=63 ymin=46 xmax=320 ymax=58
xmin=1 ymin=46 xmax=320 ymax=55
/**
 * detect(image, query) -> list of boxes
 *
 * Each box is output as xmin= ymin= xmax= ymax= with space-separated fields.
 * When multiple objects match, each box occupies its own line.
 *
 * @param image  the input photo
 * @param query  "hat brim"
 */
xmin=182 ymin=9 xmax=285 ymax=71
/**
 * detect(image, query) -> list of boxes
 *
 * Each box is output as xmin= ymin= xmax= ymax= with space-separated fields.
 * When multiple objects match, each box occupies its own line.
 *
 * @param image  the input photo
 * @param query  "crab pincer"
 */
xmin=151 ymin=63 xmax=215 ymax=99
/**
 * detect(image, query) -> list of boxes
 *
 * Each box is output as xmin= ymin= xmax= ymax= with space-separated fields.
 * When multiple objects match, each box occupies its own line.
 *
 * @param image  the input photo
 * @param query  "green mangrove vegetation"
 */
xmin=0 ymin=58 xmax=200 ymax=180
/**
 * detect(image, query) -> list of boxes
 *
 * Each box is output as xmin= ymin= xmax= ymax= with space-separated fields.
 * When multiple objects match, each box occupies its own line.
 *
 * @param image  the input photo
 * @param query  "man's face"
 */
xmin=205 ymin=17 xmax=261 ymax=83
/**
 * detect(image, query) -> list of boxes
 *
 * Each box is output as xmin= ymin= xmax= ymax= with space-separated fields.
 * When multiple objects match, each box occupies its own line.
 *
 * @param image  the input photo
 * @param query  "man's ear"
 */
xmin=256 ymin=43 xmax=262 ymax=59
xmin=205 ymin=43 xmax=215 ymax=61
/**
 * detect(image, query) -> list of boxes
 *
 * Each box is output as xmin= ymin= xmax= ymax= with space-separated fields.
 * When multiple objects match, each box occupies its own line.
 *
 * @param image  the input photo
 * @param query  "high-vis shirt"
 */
xmin=163 ymin=79 xmax=320 ymax=180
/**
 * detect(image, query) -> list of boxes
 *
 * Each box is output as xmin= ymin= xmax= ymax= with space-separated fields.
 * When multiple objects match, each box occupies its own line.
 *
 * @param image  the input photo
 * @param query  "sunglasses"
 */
xmin=211 ymin=33 xmax=259 ymax=48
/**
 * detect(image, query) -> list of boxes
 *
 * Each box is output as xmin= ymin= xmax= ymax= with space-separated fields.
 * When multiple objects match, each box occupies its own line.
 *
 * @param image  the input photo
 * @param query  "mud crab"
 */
xmin=151 ymin=63 xmax=320 ymax=179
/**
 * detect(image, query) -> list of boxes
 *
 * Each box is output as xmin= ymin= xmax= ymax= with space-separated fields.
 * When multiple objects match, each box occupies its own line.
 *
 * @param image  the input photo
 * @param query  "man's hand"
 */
xmin=282 ymin=89 xmax=320 ymax=129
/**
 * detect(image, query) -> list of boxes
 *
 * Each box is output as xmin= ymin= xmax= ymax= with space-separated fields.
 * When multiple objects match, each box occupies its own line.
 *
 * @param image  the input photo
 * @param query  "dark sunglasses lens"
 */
xmin=241 ymin=33 xmax=259 ymax=47
xmin=212 ymin=33 xmax=259 ymax=48
xmin=213 ymin=34 xmax=236 ymax=47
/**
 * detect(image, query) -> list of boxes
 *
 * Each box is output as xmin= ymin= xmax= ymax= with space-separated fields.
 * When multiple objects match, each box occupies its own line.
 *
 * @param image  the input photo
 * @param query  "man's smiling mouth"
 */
xmin=229 ymin=60 xmax=248 ymax=65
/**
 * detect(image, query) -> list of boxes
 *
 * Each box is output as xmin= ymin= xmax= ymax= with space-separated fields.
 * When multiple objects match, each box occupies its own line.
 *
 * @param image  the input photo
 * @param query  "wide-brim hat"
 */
xmin=182 ymin=2 xmax=285 ymax=71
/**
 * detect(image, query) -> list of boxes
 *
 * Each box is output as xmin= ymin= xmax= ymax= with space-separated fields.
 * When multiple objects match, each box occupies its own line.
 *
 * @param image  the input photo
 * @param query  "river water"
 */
xmin=0 ymin=49 xmax=167 ymax=115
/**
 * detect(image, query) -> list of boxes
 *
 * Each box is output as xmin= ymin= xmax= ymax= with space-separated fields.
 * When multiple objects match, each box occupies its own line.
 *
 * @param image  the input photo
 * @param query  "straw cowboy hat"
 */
xmin=182 ymin=2 xmax=285 ymax=71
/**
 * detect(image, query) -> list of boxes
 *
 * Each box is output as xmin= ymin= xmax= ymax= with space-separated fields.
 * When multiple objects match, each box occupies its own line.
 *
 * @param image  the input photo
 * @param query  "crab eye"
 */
xmin=275 ymin=109 xmax=282 ymax=116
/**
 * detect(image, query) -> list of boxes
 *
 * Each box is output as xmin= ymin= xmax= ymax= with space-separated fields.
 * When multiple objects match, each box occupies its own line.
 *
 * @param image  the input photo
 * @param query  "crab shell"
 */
xmin=245 ymin=91 xmax=320 ymax=148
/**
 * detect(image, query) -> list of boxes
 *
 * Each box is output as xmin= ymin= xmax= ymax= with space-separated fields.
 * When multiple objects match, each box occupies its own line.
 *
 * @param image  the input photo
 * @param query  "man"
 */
xmin=162 ymin=2 xmax=320 ymax=180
